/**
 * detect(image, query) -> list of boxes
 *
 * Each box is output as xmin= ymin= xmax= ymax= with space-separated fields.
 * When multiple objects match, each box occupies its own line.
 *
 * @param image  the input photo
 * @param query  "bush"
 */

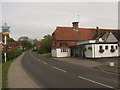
xmin=2 ymin=50 xmax=22 ymax=63
xmin=37 ymin=47 xmax=50 ymax=54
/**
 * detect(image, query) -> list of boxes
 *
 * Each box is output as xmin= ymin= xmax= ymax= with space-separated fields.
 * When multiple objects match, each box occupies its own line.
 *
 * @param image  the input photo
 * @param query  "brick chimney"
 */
xmin=72 ymin=22 xmax=79 ymax=30
xmin=96 ymin=26 xmax=100 ymax=37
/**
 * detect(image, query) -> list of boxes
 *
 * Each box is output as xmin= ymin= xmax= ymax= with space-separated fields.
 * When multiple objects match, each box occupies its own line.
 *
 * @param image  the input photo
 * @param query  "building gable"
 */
xmin=106 ymin=32 xmax=118 ymax=42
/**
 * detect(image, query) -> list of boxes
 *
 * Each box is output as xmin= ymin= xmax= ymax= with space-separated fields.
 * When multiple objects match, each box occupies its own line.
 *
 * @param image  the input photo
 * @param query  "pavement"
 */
xmin=8 ymin=52 xmax=39 ymax=88
xmin=21 ymin=51 xmax=118 ymax=88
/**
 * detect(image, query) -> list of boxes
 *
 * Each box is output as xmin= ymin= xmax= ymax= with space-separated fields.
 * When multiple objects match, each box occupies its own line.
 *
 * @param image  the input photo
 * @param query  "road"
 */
xmin=21 ymin=51 xmax=118 ymax=89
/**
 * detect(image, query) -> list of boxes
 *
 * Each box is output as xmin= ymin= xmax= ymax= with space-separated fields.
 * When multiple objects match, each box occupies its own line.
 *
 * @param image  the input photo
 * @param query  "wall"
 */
xmin=85 ymin=44 xmax=119 ymax=58
xmin=85 ymin=44 xmax=93 ymax=58
xmin=52 ymin=48 xmax=71 ymax=57
xmin=0 ymin=43 xmax=3 ymax=51
xmin=52 ymin=41 xmax=77 ymax=49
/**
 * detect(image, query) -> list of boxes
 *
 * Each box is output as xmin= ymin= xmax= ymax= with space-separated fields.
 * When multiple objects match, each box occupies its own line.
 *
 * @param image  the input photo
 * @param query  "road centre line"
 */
xmin=78 ymin=76 xmax=115 ymax=89
xmin=29 ymin=52 xmax=41 ymax=62
xmin=51 ymin=66 xmax=67 ymax=73
xmin=42 ymin=61 xmax=48 ymax=65
xmin=29 ymin=52 xmax=67 ymax=73
xmin=30 ymin=52 xmax=48 ymax=65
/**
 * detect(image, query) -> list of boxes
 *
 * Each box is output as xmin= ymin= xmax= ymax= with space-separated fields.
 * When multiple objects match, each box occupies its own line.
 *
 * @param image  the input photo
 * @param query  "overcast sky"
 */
xmin=0 ymin=2 xmax=118 ymax=40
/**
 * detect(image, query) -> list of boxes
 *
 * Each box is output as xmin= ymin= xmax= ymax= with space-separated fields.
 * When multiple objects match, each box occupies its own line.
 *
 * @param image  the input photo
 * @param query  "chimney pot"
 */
xmin=72 ymin=22 xmax=79 ymax=30
xmin=96 ymin=26 xmax=99 ymax=29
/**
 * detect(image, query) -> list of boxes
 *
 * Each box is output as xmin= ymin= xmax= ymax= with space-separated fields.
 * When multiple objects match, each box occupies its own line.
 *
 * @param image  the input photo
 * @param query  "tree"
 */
xmin=18 ymin=36 xmax=29 ymax=41
xmin=20 ymin=40 xmax=33 ymax=49
xmin=38 ymin=35 xmax=52 ymax=54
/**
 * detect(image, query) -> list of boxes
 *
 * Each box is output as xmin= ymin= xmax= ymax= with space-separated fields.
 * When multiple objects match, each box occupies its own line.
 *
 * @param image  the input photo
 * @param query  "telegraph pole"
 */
xmin=1 ymin=23 xmax=10 ymax=63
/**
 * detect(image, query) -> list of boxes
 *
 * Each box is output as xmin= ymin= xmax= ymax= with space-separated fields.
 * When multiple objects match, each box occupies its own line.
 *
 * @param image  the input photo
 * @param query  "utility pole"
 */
xmin=1 ymin=23 xmax=10 ymax=63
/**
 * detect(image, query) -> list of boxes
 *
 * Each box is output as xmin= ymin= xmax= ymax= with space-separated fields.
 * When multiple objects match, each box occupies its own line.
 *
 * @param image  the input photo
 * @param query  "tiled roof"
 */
xmin=53 ymin=27 xmax=119 ymax=41
xmin=7 ymin=42 xmax=19 ymax=46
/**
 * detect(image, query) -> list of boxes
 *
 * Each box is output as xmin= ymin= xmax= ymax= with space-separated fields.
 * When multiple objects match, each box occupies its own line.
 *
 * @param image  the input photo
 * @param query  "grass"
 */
xmin=40 ymin=53 xmax=52 ymax=58
xmin=2 ymin=59 xmax=14 ymax=88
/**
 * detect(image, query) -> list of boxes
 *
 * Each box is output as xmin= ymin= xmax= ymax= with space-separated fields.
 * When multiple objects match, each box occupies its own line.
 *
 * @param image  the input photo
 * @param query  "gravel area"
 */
xmin=54 ymin=57 xmax=119 ymax=74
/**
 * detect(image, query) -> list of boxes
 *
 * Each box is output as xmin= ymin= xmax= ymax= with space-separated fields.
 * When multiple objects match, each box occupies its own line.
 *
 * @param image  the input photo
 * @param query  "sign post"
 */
xmin=1 ymin=23 xmax=10 ymax=63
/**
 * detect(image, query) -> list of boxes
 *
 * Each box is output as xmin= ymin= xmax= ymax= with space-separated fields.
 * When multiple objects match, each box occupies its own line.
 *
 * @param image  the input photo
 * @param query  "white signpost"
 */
xmin=1 ymin=23 xmax=10 ymax=63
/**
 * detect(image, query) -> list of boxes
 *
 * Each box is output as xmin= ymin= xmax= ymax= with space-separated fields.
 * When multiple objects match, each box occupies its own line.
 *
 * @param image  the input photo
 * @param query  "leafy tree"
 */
xmin=18 ymin=36 xmax=29 ymax=41
xmin=38 ymin=35 xmax=52 ymax=54
xmin=41 ymin=35 xmax=52 ymax=52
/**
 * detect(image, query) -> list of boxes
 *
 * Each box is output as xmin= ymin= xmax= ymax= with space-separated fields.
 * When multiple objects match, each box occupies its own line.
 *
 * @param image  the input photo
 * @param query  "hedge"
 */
xmin=2 ymin=50 xmax=22 ymax=63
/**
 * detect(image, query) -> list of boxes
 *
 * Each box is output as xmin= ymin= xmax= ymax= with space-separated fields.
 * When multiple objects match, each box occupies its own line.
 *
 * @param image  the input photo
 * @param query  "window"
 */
xmin=61 ymin=49 xmax=68 ymax=52
xmin=105 ymin=46 xmax=108 ymax=50
xmin=66 ymin=49 xmax=68 ymax=52
xmin=116 ymin=45 xmax=118 ymax=49
xmin=111 ymin=46 xmax=114 ymax=49
xmin=99 ymin=46 xmax=103 ymax=50
xmin=61 ymin=49 xmax=63 ymax=52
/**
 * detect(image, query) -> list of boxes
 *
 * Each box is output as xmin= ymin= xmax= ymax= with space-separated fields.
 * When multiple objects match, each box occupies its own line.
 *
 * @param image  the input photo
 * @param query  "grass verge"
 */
xmin=40 ymin=53 xmax=52 ymax=58
xmin=2 ymin=59 xmax=14 ymax=88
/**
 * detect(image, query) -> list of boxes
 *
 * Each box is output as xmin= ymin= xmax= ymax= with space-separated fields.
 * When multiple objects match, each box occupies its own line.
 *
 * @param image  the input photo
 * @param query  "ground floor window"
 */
xmin=61 ymin=49 xmax=68 ymax=52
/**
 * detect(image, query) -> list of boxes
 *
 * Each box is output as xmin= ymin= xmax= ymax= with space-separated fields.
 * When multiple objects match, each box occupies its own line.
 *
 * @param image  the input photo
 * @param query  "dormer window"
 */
xmin=60 ymin=43 xmax=68 ymax=47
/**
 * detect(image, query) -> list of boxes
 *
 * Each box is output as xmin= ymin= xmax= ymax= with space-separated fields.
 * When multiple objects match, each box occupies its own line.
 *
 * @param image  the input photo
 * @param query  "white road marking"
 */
xmin=78 ymin=76 xmax=115 ymax=89
xmin=42 ymin=62 xmax=48 ymax=65
xmin=51 ymin=66 xmax=67 ymax=73
xmin=29 ymin=52 xmax=41 ymax=62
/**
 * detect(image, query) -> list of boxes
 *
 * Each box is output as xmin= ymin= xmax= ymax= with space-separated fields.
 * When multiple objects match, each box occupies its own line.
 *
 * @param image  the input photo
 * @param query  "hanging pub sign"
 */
xmin=2 ymin=23 xmax=10 ymax=36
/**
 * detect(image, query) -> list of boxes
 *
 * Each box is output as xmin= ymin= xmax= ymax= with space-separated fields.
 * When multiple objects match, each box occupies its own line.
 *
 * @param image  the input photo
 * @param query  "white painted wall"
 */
xmin=52 ymin=48 xmax=71 ymax=57
xmin=52 ymin=49 xmax=57 ymax=57
xmin=77 ymin=40 xmax=96 ymax=45
xmin=84 ymin=45 xmax=92 ymax=58
xmin=85 ymin=44 xmax=119 ymax=58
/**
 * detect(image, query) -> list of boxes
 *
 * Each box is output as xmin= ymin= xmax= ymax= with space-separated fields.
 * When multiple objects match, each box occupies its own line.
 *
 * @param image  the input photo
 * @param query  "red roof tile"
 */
xmin=53 ymin=27 xmax=119 ymax=41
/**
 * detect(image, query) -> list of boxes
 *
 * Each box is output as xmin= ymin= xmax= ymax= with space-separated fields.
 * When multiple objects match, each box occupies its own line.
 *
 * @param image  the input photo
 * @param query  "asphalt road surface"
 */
xmin=21 ymin=51 xmax=118 ymax=89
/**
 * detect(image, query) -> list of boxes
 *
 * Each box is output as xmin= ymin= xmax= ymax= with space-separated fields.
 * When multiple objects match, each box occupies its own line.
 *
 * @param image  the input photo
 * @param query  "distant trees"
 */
xmin=18 ymin=36 xmax=33 ymax=50
xmin=17 ymin=35 xmax=52 ymax=53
